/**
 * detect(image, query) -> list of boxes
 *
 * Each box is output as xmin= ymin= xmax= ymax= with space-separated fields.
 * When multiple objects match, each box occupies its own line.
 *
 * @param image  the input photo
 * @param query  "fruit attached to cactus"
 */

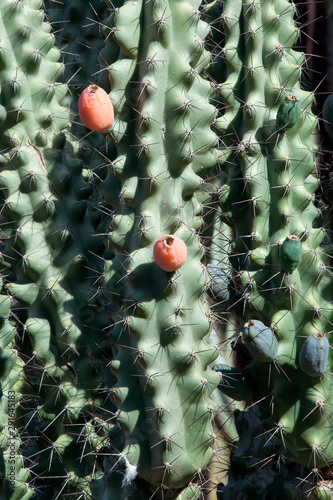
xmin=78 ymin=84 xmax=114 ymax=132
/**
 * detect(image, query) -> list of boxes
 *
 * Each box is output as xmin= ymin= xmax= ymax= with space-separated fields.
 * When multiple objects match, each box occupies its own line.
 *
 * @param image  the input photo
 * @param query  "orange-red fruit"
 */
xmin=153 ymin=235 xmax=187 ymax=272
xmin=78 ymin=84 xmax=114 ymax=132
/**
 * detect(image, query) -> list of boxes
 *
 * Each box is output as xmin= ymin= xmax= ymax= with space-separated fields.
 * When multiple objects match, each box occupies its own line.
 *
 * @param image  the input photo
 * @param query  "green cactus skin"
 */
xmin=204 ymin=0 xmax=333 ymax=486
xmin=101 ymin=0 xmax=222 ymax=494
xmin=1 ymin=0 xmax=333 ymax=498
xmin=207 ymin=264 xmax=231 ymax=301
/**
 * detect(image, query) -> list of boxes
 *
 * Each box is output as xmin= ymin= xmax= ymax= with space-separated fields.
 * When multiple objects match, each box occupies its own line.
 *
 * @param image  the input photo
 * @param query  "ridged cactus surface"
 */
xmin=0 ymin=1 xmax=115 ymax=498
xmin=204 ymin=0 xmax=333 ymax=494
xmin=102 ymin=0 xmax=222 ymax=494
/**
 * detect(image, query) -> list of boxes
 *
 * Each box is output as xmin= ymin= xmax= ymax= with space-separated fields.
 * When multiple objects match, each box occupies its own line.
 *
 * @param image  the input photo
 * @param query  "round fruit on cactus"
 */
xmin=207 ymin=264 xmax=230 ymax=301
xmin=276 ymin=95 xmax=301 ymax=130
xmin=280 ymin=234 xmax=302 ymax=273
xmin=242 ymin=320 xmax=278 ymax=362
xmin=299 ymin=332 xmax=329 ymax=377
xmin=78 ymin=84 xmax=114 ymax=132
xmin=153 ymin=235 xmax=187 ymax=272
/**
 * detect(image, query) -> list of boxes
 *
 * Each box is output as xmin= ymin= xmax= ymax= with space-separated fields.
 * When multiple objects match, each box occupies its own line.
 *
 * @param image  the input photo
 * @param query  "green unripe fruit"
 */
xmin=276 ymin=95 xmax=301 ymax=130
xmin=280 ymin=234 xmax=302 ymax=273
xmin=242 ymin=320 xmax=278 ymax=362
xmin=299 ymin=332 xmax=329 ymax=377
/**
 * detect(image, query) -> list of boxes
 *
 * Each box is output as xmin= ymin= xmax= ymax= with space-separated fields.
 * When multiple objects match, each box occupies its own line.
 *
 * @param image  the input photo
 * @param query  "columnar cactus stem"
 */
xmin=1 ymin=0 xmax=333 ymax=498
xmin=205 ymin=0 xmax=333 ymax=493
xmin=102 ymin=0 xmax=223 ymax=495
xmin=0 ymin=1 xmax=114 ymax=498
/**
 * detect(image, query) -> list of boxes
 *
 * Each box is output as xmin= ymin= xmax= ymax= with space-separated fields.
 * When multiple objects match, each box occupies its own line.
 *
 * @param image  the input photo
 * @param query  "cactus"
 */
xmin=0 ymin=1 xmax=115 ymax=498
xmin=204 ymin=0 xmax=333 ymax=496
xmin=101 ymin=0 xmax=223 ymax=495
xmin=1 ymin=0 xmax=333 ymax=498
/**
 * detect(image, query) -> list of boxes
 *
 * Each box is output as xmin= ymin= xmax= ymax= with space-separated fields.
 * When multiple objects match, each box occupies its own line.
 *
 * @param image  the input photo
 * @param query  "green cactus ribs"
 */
xmin=0 ymin=1 xmax=116 ymax=498
xmin=202 ymin=0 xmax=333 ymax=490
xmin=101 ymin=0 xmax=224 ymax=496
xmin=0 ymin=0 xmax=333 ymax=497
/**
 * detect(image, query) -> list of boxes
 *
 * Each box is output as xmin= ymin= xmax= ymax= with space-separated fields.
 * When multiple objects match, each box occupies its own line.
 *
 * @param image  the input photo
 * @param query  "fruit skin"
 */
xmin=207 ymin=264 xmax=231 ymax=301
xmin=280 ymin=234 xmax=302 ymax=273
xmin=102 ymin=0 xmax=220 ymax=492
xmin=242 ymin=320 xmax=278 ymax=363
xmin=276 ymin=95 xmax=301 ymax=130
xmin=213 ymin=364 xmax=254 ymax=401
xmin=299 ymin=332 xmax=329 ymax=377
xmin=0 ymin=2 xmax=113 ymax=499
xmin=153 ymin=235 xmax=187 ymax=272
xmin=78 ymin=84 xmax=114 ymax=132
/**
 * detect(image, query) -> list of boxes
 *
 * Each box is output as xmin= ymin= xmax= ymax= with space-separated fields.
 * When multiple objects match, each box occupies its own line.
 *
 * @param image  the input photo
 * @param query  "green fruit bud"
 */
xmin=242 ymin=320 xmax=278 ymax=363
xmin=323 ymin=94 xmax=333 ymax=137
xmin=299 ymin=332 xmax=329 ymax=377
xmin=276 ymin=95 xmax=301 ymax=130
xmin=280 ymin=235 xmax=302 ymax=273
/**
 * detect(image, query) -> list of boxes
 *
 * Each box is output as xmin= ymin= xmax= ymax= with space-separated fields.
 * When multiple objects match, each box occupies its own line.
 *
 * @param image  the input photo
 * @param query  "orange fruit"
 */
xmin=153 ymin=235 xmax=187 ymax=272
xmin=78 ymin=84 xmax=114 ymax=132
